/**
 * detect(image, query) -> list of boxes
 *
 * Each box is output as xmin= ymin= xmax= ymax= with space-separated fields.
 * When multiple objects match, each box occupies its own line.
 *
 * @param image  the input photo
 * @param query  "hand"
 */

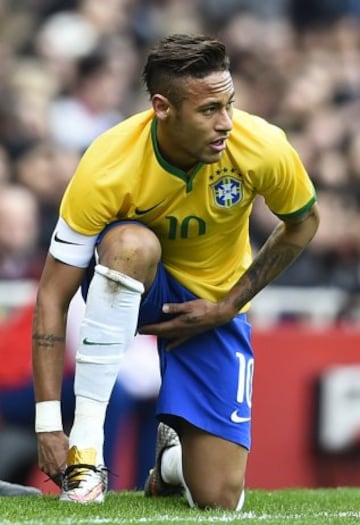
xmin=139 ymin=298 xmax=234 ymax=349
xmin=37 ymin=431 xmax=69 ymax=487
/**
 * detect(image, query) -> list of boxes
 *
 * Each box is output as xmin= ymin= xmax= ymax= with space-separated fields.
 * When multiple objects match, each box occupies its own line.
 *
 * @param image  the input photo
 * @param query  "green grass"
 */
xmin=0 ymin=488 xmax=359 ymax=525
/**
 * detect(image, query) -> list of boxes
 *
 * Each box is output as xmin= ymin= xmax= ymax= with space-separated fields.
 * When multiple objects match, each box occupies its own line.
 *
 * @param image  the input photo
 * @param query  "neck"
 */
xmin=156 ymin=122 xmax=194 ymax=172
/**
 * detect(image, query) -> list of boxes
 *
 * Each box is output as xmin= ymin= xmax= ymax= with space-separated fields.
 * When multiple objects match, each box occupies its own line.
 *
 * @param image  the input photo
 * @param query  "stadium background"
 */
xmin=0 ymin=0 xmax=359 ymax=493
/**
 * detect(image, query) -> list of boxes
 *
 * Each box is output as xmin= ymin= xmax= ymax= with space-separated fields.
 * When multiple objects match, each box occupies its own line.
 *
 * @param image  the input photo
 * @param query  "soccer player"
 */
xmin=32 ymin=34 xmax=319 ymax=508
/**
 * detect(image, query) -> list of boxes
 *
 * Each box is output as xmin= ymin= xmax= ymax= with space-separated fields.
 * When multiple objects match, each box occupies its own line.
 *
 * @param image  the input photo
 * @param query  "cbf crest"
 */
xmin=211 ymin=176 xmax=242 ymax=208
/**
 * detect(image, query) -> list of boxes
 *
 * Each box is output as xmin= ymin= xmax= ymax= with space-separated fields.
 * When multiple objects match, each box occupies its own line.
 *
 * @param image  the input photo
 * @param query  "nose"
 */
xmin=216 ymin=108 xmax=233 ymax=132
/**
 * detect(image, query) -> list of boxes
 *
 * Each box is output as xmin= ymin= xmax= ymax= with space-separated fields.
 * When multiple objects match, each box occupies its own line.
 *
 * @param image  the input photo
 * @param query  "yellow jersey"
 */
xmin=60 ymin=108 xmax=316 ymax=303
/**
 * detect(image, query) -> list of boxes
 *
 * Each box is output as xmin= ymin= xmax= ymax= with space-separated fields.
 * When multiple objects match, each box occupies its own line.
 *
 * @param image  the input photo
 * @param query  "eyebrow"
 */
xmin=198 ymin=91 xmax=236 ymax=109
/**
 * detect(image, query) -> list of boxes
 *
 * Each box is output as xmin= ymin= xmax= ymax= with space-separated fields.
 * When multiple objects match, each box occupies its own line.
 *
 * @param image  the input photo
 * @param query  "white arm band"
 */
xmin=49 ymin=217 xmax=98 ymax=268
xmin=35 ymin=401 xmax=63 ymax=433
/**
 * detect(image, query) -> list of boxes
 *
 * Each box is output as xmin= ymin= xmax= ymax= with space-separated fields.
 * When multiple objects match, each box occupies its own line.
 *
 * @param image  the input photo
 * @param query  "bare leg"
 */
xmin=180 ymin=420 xmax=247 ymax=510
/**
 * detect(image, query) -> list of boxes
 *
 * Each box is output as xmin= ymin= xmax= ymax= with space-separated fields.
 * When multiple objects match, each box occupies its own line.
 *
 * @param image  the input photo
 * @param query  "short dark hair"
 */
xmin=142 ymin=34 xmax=230 ymax=105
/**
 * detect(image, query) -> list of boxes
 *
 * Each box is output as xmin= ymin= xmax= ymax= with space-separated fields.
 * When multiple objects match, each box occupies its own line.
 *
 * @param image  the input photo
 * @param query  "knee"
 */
xmin=189 ymin=476 xmax=244 ymax=510
xmin=99 ymin=224 xmax=161 ymax=281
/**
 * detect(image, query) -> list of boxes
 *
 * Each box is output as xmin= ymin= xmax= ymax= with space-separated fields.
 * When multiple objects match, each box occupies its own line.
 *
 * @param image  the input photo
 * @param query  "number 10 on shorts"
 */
xmin=235 ymin=352 xmax=254 ymax=407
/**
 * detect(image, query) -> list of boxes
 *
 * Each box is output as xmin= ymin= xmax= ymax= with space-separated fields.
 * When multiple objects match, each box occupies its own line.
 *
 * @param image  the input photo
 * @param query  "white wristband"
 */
xmin=35 ymin=401 xmax=63 ymax=433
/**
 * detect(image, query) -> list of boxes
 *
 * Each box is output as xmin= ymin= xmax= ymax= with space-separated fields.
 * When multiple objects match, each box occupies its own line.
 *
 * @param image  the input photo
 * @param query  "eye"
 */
xmin=202 ymin=105 xmax=217 ymax=115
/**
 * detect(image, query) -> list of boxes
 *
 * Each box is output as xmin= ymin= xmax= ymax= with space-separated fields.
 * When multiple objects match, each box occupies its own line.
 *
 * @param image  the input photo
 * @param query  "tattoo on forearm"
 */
xmin=248 ymin=242 xmax=301 ymax=288
xmin=232 ymin=238 xmax=302 ymax=311
xmin=229 ymin=209 xmax=318 ymax=312
xmin=33 ymin=333 xmax=65 ymax=348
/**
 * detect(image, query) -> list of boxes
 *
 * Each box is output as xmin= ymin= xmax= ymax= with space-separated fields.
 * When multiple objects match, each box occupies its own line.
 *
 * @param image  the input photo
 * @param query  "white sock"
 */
xmin=161 ymin=445 xmax=182 ymax=485
xmin=70 ymin=264 xmax=144 ymax=460
xmin=161 ymin=445 xmax=195 ymax=507
xmin=236 ymin=489 xmax=246 ymax=511
xmin=69 ymin=396 xmax=107 ymax=464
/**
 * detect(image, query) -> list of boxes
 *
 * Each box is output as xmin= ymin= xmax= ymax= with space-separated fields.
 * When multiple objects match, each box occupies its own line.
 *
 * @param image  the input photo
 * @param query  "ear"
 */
xmin=152 ymin=94 xmax=170 ymax=120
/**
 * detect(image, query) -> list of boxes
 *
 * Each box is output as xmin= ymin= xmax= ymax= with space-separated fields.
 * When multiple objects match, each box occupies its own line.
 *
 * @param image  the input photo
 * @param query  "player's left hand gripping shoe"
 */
xmin=60 ymin=446 xmax=108 ymax=503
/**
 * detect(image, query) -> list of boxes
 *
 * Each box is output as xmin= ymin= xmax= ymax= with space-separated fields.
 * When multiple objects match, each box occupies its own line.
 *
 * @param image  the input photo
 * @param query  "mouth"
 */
xmin=209 ymin=137 xmax=228 ymax=153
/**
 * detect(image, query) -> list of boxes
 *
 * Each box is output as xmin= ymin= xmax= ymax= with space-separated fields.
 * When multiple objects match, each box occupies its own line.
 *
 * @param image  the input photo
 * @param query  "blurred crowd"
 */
xmin=0 ymin=0 xmax=360 ymax=322
xmin=0 ymin=0 xmax=360 ymax=318
xmin=0 ymin=0 xmax=360 ymax=492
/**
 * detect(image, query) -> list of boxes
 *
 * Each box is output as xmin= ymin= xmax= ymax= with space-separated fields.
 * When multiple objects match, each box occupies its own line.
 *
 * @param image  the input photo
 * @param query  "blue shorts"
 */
xmin=82 ymin=222 xmax=254 ymax=449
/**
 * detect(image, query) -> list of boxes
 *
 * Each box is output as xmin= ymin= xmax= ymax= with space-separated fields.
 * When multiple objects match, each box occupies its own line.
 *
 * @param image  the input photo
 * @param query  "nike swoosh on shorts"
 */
xmin=230 ymin=410 xmax=251 ymax=423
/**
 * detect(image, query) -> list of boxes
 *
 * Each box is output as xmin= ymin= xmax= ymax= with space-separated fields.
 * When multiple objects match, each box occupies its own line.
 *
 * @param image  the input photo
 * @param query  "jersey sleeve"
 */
xmin=254 ymin=133 xmax=316 ymax=219
xmin=59 ymin=132 xmax=132 ymax=235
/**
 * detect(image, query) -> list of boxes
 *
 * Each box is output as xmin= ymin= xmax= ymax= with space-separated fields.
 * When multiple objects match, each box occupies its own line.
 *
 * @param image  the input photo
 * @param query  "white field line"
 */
xmin=2 ymin=510 xmax=360 ymax=525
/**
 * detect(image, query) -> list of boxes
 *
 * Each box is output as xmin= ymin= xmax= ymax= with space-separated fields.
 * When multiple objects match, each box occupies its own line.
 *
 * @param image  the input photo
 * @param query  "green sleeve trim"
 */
xmin=275 ymin=193 xmax=317 ymax=220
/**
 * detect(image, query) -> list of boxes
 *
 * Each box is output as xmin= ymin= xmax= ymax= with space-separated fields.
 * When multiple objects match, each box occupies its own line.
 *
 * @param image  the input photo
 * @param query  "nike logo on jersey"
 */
xmin=135 ymin=202 xmax=163 ymax=215
xmin=54 ymin=232 xmax=83 ymax=245
xmin=230 ymin=410 xmax=251 ymax=423
xmin=82 ymin=338 xmax=120 ymax=346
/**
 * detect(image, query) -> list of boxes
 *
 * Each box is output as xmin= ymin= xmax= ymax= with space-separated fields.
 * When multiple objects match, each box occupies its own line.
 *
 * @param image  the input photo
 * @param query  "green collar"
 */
xmin=151 ymin=118 xmax=203 ymax=193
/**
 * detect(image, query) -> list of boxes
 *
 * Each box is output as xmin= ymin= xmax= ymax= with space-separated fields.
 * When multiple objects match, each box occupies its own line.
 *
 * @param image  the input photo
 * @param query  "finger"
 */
xmin=40 ymin=463 xmax=64 ymax=487
xmin=49 ymin=471 xmax=64 ymax=487
xmin=162 ymin=302 xmax=191 ymax=314
xmin=138 ymin=323 xmax=162 ymax=335
xmin=165 ymin=335 xmax=190 ymax=350
xmin=139 ymin=319 xmax=180 ymax=336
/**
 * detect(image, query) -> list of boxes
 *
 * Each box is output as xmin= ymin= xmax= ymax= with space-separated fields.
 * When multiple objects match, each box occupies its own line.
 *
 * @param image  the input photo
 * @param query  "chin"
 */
xmin=202 ymin=152 xmax=223 ymax=165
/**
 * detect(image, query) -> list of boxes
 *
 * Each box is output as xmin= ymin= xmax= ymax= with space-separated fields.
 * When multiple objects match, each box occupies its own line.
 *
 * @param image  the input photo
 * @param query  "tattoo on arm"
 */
xmin=232 ymin=225 xmax=303 ymax=311
xmin=247 ymin=241 xmax=301 ymax=289
xmin=227 ymin=206 xmax=319 ymax=312
xmin=32 ymin=333 xmax=65 ymax=348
